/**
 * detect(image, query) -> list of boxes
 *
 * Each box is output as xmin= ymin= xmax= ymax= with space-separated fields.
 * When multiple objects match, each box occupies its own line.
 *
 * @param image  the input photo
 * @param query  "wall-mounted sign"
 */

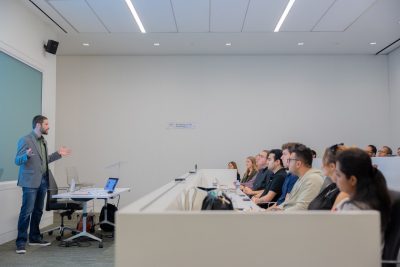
xmin=167 ymin=122 xmax=196 ymax=129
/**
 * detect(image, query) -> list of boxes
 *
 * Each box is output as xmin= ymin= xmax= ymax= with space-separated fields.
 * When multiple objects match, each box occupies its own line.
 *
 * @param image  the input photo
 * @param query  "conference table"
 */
xmin=53 ymin=187 xmax=130 ymax=248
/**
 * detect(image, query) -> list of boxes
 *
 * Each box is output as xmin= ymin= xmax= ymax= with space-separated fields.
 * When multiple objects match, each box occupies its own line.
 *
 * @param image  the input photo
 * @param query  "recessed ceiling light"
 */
xmin=153 ymin=43 xmax=160 ymax=46
xmin=298 ymin=42 xmax=304 ymax=46
xmin=369 ymin=42 xmax=377 ymax=45
xmin=225 ymin=43 xmax=232 ymax=46
xmin=125 ymin=0 xmax=146 ymax=33
xmin=274 ymin=0 xmax=296 ymax=32
xmin=82 ymin=43 xmax=90 ymax=46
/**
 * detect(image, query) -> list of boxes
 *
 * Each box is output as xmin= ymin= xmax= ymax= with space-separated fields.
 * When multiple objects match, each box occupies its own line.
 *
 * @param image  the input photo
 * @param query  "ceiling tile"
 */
xmin=281 ymin=0 xmax=336 ymax=32
xmin=133 ymin=0 xmax=177 ymax=32
xmin=48 ymin=0 xmax=107 ymax=33
xmin=313 ymin=0 xmax=377 ymax=32
xmin=172 ymin=0 xmax=209 ymax=32
xmin=86 ymin=0 xmax=140 ymax=33
xmin=210 ymin=0 xmax=249 ymax=32
xmin=243 ymin=0 xmax=288 ymax=32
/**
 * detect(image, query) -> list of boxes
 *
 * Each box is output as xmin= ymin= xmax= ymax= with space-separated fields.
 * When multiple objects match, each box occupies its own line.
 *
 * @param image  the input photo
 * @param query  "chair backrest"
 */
xmin=46 ymin=170 xmax=59 ymax=211
xmin=382 ymin=190 xmax=400 ymax=265
xmin=66 ymin=166 xmax=79 ymax=185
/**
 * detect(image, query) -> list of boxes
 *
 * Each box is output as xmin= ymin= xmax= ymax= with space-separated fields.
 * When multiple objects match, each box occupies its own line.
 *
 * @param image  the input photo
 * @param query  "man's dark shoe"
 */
xmin=29 ymin=240 xmax=51 ymax=246
xmin=16 ymin=245 xmax=26 ymax=254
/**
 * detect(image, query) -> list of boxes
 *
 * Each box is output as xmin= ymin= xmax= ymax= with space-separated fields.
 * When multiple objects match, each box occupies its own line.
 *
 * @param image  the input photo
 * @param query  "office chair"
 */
xmin=66 ymin=166 xmax=94 ymax=189
xmin=382 ymin=190 xmax=400 ymax=267
xmin=41 ymin=171 xmax=83 ymax=240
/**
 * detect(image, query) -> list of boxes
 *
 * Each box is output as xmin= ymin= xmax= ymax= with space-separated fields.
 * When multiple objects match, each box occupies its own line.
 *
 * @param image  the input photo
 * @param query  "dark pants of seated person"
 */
xmin=258 ymin=202 xmax=276 ymax=209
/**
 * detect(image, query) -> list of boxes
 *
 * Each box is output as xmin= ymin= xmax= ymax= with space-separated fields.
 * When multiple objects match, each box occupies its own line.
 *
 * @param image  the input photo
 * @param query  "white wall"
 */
xmin=389 ymin=47 xmax=400 ymax=152
xmin=56 ymin=55 xmax=390 ymax=206
xmin=0 ymin=0 xmax=57 ymax=244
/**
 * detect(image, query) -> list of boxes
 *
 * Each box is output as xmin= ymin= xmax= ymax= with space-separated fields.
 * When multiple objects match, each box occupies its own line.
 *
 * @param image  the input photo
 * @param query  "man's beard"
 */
xmin=40 ymin=127 xmax=48 ymax=135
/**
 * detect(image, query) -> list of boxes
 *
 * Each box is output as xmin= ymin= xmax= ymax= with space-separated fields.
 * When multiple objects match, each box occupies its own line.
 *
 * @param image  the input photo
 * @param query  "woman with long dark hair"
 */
xmin=335 ymin=148 xmax=391 ymax=232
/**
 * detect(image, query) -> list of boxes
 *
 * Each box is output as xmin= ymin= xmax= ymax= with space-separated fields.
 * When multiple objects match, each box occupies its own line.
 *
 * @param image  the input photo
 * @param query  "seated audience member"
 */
xmin=397 ymin=147 xmax=400 ymax=156
xmin=228 ymin=161 xmax=240 ymax=181
xmin=311 ymin=150 xmax=317 ymax=158
xmin=335 ymin=148 xmax=391 ymax=232
xmin=377 ymin=146 xmax=393 ymax=157
xmin=308 ymin=144 xmax=349 ymax=210
xmin=273 ymin=143 xmax=299 ymax=206
xmin=365 ymin=144 xmax=377 ymax=157
xmin=240 ymin=156 xmax=257 ymax=185
xmin=242 ymin=150 xmax=272 ymax=196
xmin=252 ymin=149 xmax=286 ymax=207
xmin=274 ymin=144 xmax=323 ymax=211
xmin=319 ymin=142 xmax=343 ymax=191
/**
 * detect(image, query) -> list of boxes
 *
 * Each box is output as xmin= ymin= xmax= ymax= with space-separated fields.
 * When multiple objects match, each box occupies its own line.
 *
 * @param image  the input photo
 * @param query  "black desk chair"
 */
xmin=41 ymin=171 xmax=83 ymax=240
xmin=382 ymin=190 xmax=400 ymax=266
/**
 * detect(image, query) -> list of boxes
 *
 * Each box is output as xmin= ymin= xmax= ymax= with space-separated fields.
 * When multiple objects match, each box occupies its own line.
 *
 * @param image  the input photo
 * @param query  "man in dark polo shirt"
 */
xmin=242 ymin=150 xmax=272 ymax=197
xmin=252 ymin=149 xmax=286 ymax=207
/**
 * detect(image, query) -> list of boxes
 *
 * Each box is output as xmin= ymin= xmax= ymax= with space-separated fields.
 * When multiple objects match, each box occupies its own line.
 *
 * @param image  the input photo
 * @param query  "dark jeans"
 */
xmin=16 ymin=176 xmax=48 ymax=247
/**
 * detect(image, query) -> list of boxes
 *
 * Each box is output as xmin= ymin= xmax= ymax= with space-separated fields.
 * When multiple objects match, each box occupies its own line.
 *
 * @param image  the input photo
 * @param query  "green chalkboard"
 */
xmin=0 ymin=51 xmax=42 ymax=182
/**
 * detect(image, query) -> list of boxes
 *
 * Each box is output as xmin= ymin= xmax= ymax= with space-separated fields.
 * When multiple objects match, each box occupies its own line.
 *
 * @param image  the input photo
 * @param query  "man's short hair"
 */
xmin=32 ymin=115 xmax=47 ymax=129
xmin=383 ymin=146 xmax=393 ymax=155
xmin=268 ymin=149 xmax=283 ymax=167
xmin=311 ymin=150 xmax=317 ymax=158
xmin=292 ymin=144 xmax=313 ymax=167
xmin=281 ymin=142 xmax=301 ymax=153
xmin=367 ymin=145 xmax=377 ymax=155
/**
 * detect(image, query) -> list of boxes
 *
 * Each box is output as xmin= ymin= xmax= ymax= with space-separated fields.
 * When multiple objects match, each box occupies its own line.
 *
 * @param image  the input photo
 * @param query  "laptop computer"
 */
xmin=71 ymin=177 xmax=119 ymax=195
xmin=104 ymin=177 xmax=119 ymax=193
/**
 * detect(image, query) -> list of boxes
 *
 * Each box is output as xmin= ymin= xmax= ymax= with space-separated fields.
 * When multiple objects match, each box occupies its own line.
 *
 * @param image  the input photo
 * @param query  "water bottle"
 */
xmin=212 ymin=177 xmax=217 ymax=187
xmin=234 ymin=180 xmax=240 ymax=191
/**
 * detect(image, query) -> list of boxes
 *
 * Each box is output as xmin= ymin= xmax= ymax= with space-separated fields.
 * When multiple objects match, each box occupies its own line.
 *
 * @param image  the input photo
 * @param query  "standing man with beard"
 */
xmin=15 ymin=115 xmax=71 ymax=254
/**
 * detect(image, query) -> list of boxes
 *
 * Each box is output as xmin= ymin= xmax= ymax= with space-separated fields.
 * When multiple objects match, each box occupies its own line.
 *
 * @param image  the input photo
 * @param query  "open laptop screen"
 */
xmin=104 ymin=177 xmax=119 ymax=193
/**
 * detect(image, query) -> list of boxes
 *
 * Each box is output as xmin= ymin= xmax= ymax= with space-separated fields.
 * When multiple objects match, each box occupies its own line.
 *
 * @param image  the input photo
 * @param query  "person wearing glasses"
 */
xmin=273 ymin=144 xmax=323 ymax=211
xmin=268 ymin=142 xmax=300 ymax=208
xmin=335 ymin=148 xmax=391 ymax=233
xmin=365 ymin=144 xmax=377 ymax=157
xmin=242 ymin=150 xmax=272 ymax=197
xmin=377 ymin=146 xmax=393 ymax=157
xmin=308 ymin=144 xmax=349 ymax=210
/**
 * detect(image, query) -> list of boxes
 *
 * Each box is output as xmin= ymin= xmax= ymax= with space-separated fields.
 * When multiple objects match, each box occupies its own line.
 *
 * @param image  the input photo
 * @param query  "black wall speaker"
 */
xmin=44 ymin=40 xmax=59 ymax=55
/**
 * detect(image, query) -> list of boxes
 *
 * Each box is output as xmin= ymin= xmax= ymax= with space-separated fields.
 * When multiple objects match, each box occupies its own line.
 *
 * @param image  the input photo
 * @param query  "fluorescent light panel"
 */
xmin=274 ymin=0 xmax=296 ymax=32
xmin=125 ymin=0 xmax=146 ymax=33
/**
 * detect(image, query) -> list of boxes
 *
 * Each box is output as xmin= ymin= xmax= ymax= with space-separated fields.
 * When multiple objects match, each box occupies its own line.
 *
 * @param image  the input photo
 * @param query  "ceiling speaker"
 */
xmin=44 ymin=40 xmax=59 ymax=55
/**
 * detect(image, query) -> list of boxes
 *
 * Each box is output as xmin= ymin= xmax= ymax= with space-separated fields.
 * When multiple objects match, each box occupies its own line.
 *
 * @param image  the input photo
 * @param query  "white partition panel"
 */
xmin=372 ymin=157 xmax=400 ymax=191
xmin=116 ymin=212 xmax=380 ymax=267
xmin=116 ymin=169 xmax=381 ymax=267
